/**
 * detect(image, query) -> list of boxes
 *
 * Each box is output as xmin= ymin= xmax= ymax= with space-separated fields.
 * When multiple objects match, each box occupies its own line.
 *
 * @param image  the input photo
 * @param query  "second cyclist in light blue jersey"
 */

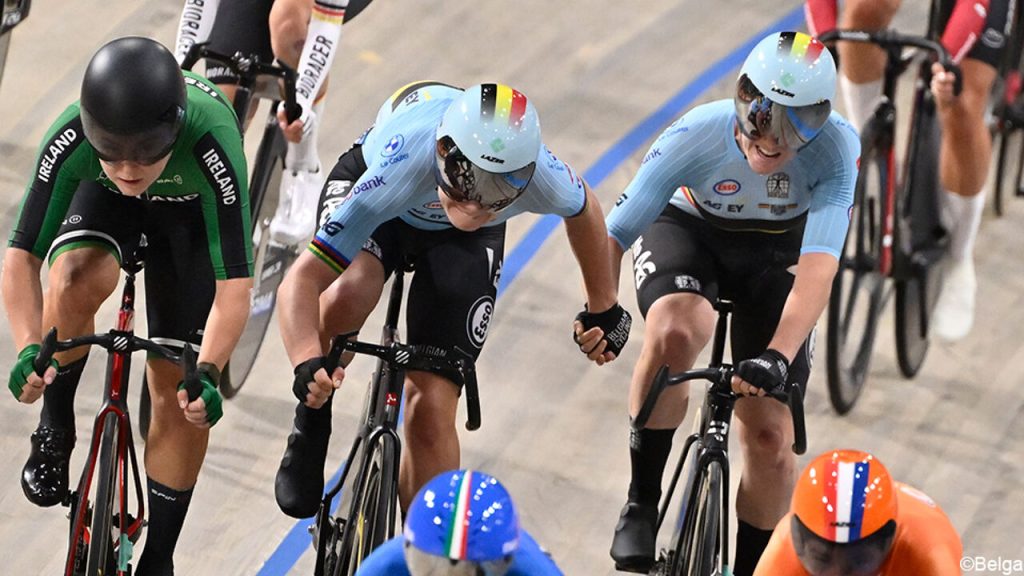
xmin=273 ymin=81 xmax=632 ymax=519
xmin=605 ymin=32 xmax=859 ymax=576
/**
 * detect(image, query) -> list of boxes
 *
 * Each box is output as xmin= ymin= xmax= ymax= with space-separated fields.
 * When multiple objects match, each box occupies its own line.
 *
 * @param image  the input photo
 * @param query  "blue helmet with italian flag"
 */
xmin=734 ymin=31 xmax=836 ymax=149
xmin=434 ymin=83 xmax=541 ymax=212
xmin=403 ymin=469 xmax=519 ymax=575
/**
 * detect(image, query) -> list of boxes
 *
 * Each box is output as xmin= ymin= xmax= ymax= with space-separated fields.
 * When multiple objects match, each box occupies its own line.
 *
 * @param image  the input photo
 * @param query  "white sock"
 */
xmin=286 ymin=99 xmax=325 ymax=173
xmin=838 ymin=75 xmax=883 ymax=132
xmin=942 ymin=189 xmax=985 ymax=262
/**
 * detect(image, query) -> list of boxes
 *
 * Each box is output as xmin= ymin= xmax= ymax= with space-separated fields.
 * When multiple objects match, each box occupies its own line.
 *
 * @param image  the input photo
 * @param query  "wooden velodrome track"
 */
xmin=1 ymin=1 xmax=1022 ymax=574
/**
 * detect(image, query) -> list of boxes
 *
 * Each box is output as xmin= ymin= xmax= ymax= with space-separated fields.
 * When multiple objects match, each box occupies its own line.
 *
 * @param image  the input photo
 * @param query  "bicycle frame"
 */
xmin=31 ymin=256 xmax=195 ymax=576
xmin=311 ymin=269 xmax=481 ymax=576
xmin=636 ymin=300 xmax=806 ymax=575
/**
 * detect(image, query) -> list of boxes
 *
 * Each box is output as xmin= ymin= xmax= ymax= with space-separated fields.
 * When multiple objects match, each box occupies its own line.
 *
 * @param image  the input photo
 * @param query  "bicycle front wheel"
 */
xmin=339 ymin=434 xmax=399 ymax=576
xmin=894 ymin=272 xmax=933 ymax=377
xmin=826 ymin=137 xmax=887 ymax=414
xmin=676 ymin=461 xmax=722 ymax=576
xmin=87 ymin=413 xmax=120 ymax=575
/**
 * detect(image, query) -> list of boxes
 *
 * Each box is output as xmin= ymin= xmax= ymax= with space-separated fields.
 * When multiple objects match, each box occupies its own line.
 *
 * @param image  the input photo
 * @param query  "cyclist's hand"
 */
xmin=293 ymin=356 xmax=343 ymax=409
xmin=733 ymin=349 xmax=789 ymax=397
xmin=176 ymin=369 xmax=223 ymax=428
xmin=573 ymin=303 xmax=632 ymax=365
xmin=277 ymin=104 xmax=316 ymax=144
xmin=9 ymin=344 xmax=58 ymax=404
xmin=930 ymin=62 xmax=958 ymax=107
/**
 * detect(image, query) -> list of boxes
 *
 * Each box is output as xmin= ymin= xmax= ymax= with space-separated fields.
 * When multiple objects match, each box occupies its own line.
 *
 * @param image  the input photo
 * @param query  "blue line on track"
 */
xmin=257 ymin=5 xmax=805 ymax=573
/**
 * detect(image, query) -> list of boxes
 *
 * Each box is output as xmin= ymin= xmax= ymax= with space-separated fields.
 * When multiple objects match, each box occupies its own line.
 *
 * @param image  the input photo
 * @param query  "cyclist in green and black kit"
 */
xmin=3 ymin=37 xmax=251 ymax=575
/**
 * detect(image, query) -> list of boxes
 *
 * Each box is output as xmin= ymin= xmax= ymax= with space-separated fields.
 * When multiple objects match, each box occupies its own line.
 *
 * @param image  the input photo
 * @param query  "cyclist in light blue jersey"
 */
xmin=604 ymin=32 xmax=859 ymax=576
xmin=356 ymin=469 xmax=563 ymax=576
xmin=273 ymin=82 xmax=632 ymax=519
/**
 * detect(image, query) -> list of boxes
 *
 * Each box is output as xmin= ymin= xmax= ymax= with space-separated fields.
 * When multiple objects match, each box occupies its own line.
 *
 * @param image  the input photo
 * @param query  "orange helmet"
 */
xmin=791 ymin=450 xmax=898 ymax=575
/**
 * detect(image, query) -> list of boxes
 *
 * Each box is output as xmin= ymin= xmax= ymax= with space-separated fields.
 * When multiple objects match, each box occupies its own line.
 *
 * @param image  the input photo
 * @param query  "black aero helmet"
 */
xmin=80 ymin=37 xmax=186 ymax=164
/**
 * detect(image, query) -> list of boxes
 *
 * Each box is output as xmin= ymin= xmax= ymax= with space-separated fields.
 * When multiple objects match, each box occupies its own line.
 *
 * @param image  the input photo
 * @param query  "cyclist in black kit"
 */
xmin=174 ymin=0 xmax=375 ymax=246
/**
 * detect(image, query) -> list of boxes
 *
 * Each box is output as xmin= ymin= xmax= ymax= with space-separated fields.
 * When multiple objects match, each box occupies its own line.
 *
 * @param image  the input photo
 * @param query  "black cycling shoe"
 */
xmin=610 ymin=501 xmax=659 ymax=573
xmin=275 ymin=400 xmax=332 ymax=519
xmin=22 ymin=425 xmax=76 ymax=507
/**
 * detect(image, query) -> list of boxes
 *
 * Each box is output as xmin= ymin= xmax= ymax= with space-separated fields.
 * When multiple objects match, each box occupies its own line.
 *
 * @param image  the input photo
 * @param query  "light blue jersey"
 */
xmin=607 ymin=99 xmax=859 ymax=259
xmin=354 ymin=530 xmax=564 ymax=576
xmin=311 ymin=82 xmax=587 ymax=273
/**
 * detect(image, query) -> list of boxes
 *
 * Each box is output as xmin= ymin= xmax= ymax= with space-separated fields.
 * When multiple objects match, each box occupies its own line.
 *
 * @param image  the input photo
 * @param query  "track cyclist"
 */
xmin=355 ymin=469 xmax=563 ymax=575
xmin=4 ymin=37 xmax=249 ymax=575
xmin=807 ymin=0 xmax=1012 ymax=340
xmin=754 ymin=449 xmax=962 ymax=575
xmin=604 ymin=32 xmax=859 ymax=575
xmin=274 ymin=81 xmax=631 ymax=518
xmin=174 ymin=0 xmax=375 ymax=245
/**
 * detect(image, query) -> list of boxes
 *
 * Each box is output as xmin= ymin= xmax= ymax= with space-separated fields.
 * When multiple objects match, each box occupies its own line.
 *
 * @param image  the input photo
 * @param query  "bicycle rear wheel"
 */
xmin=225 ymin=116 xmax=293 ymax=397
xmin=674 ymin=461 xmax=722 ymax=576
xmin=340 ymin=433 xmax=398 ymax=575
xmin=994 ymin=120 xmax=1012 ymax=216
xmin=826 ymin=136 xmax=887 ymax=414
xmin=86 ymin=414 xmax=120 ymax=575
xmin=0 ymin=32 xmax=11 ymax=88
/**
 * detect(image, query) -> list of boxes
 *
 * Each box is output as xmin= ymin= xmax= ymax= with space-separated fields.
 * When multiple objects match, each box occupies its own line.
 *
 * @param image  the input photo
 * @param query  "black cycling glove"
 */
xmin=292 ymin=356 xmax=327 ymax=403
xmin=574 ymin=303 xmax=632 ymax=357
xmin=735 ymin=349 xmax=789 ymax=395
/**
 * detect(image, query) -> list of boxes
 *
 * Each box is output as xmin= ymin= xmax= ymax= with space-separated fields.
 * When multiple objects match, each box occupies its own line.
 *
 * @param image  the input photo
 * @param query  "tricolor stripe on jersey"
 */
xmin=312 ymin=0 xmax=346 ymax=25
xmin=479 ymin=84 xmax=529 ymax=130
xmin=443 ymin=469 xmax=476 ymax=559
xmin=778 ymin=31 xmax=825 ymax=63
xmin=825 ymin=458 xmax=871 ymax=543
xmin=309 ymin=236 xmax=350 ymax=274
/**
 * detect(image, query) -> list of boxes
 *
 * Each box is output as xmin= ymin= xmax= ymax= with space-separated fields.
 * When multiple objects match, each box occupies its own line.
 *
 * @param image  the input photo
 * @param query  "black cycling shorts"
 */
xmin=47 ymin=181 xmax=217 ymax=352
xmin=320 ymin=144 xmax=505 ymax=361
xmin=631 ymin=205 xmax=813 ymax=387
xmin=206 ymin=0 xmax=375 ymax=84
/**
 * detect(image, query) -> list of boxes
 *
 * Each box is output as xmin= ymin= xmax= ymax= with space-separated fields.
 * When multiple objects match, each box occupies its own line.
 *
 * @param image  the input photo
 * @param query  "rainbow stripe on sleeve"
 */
xmin=308 ymin=236 xmax=350 ymax=274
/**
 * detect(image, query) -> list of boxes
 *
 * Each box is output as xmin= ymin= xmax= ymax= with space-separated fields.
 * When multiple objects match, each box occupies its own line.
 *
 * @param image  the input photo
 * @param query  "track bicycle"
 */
xmin=0 ymin=0 xmax=30 ymax=89
xmin=819 ymin=24 xmax=959 ymax=414
xmin=309 ymin=266 xmax=482 ymax=576
xmin=29 ymin=245 xmax=205 ymax=576
xmin=139 ymin=43 xmax=301 ymax=436
xmin=633 ymin=300 xmax=807 ymax=576
xmin=990 ymin=1 xmax=1024 ymax=217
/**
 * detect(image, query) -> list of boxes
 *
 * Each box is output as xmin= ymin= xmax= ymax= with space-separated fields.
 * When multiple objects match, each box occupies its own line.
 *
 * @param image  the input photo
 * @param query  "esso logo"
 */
xmin=466 ymin=296 xmax=494 ymax=348
xmin=713 ymin=179 xmax=741 ymax=195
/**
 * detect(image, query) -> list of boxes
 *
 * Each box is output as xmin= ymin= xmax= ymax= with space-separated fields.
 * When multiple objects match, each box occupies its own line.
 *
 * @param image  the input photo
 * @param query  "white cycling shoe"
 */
xmin=931 ymin=257 xmax=976 ymax=342
xmin=269 ymin=166 xmax=324 ymax=246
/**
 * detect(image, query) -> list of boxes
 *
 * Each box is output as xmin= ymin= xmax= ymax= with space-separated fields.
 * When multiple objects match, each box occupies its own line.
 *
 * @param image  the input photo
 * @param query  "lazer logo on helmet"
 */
xmin=37 ymin=128 xmax=79 ymax=184
xmin=771 ymin=86 xmax=796 ymax=98
xmin=480 ymin=154 xmax=504 ymax=164
xmin=201 ymin=149 xmax=238 ymax=205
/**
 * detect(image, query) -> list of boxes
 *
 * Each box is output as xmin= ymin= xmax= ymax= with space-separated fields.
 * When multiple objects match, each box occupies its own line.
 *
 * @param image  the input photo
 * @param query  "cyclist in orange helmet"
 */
xmin=754 ymin=449 xmax=962 ymax=575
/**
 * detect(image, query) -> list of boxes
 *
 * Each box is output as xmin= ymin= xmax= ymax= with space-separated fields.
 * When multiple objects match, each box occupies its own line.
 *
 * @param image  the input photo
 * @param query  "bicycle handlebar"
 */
xmin=633 ymin=364 xmax=807 ymax=455
xmin=327 ymin=335 xmax=482 ymax=431
xmin=33 ymin=326 xmax=204 ymax=402
xmin=179 ymin=43 xmax=301 ymax=123
xmin=818 ymin=28 xmax=962 ymax=96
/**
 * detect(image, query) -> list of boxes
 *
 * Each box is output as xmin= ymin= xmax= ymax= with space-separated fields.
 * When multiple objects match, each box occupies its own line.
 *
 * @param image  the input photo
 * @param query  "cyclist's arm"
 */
xmin=278 ymin=251 xmax=340 ymax=365
xmin=1 ymin=249 xmax=45 ymax=351
xmin=4 ymin=106 xmax=91 ymax=351
xmin=293 ymin=0 xmax=348 ymax=111
xmin=174 ymin=0 xmax=220 ymax=64
xmin=564 ymin=182 xmax=617 ymax=313
xmin=767 ymin=252 xmax=838 ymax=361
xmin=193 ymin=125 xmax=254 ymax=369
